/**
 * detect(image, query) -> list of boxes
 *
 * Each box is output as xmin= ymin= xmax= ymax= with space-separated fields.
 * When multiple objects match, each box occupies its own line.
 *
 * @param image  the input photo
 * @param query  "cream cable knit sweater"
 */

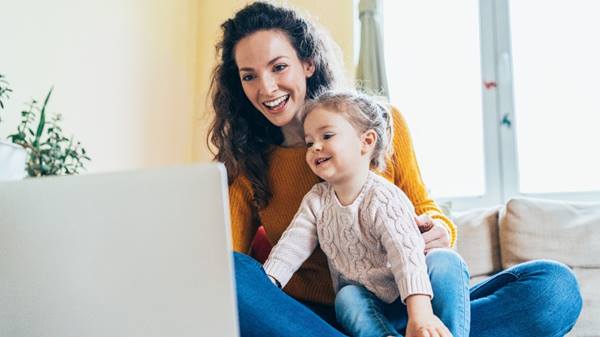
xmin=263 ymin=172 xmax=433 ymax=304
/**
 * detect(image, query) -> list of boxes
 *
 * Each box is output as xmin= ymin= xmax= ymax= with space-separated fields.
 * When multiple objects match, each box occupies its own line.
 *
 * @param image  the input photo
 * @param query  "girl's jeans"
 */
xmin=233 ymin=251 xmax=582 ymax=337
xmin=334 ymin=249 xmax=470 ymax=337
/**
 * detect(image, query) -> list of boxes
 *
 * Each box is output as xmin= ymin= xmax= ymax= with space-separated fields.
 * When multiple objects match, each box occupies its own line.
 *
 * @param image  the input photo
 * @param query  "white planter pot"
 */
xmin=0 ymin=140 xmax=27 ymax=181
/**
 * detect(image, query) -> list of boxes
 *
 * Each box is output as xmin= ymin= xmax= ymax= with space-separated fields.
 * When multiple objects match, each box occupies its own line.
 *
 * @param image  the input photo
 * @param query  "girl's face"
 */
xmin=234 ymin=30 xmax=315 ymax=128
xmin=304 ymin=107 xmax=373 ymax=186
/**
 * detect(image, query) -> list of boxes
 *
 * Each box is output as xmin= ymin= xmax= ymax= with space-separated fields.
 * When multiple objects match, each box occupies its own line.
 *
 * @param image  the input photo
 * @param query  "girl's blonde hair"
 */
xmin=300 ymin=90 xmax=393 ymax=171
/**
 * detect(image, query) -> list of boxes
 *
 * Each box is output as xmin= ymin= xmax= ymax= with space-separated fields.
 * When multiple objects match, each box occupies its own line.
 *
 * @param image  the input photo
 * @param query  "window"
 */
xmin=510 ymin=1 xmax=600 ymax=195
xmin=383 ymin=0 xmax=600 ymax=209
xmin=383 ymin=1 xmax=485 ymax=201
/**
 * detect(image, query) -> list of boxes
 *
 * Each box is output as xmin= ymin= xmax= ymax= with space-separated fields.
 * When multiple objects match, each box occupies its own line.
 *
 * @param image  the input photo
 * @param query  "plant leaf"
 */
xmin=34 ymin=87 xmax=53 ymax=148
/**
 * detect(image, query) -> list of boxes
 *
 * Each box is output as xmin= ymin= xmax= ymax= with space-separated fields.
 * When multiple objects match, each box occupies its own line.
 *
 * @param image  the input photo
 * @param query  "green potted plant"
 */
xmin=0 ymin=74 xmax=90 ymax=180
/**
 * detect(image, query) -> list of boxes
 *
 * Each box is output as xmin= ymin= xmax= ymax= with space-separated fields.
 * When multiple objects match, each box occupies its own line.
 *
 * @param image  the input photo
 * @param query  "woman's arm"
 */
xmin=229 ymin=175 xmax=260 ymax=253
xmin=388 ymin=106 xmax=457 ymax=247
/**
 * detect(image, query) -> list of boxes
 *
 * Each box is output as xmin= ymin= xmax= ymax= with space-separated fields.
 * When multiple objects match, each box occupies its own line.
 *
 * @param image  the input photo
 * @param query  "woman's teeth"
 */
xmin=263 ymin=95 xmax=289 ymax=109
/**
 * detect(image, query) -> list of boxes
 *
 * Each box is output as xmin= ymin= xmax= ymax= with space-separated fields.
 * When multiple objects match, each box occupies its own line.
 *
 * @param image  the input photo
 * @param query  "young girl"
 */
xmin=263 ymin=91 xmax=461 ymax=337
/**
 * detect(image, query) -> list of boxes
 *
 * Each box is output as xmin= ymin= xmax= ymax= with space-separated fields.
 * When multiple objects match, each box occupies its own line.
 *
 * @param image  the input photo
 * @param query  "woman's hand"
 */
xmin=406 ymin=314 xmax=453 ymax=337
xmin=415 ymin=214 xmax=451 ymax=253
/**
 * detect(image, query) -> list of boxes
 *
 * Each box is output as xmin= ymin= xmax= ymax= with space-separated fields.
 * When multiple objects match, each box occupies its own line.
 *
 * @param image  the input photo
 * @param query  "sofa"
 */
xmin=453 ymin=197 xmax=600 ymax=337
xmin=250 ymin=197 xmax=600 ymax=336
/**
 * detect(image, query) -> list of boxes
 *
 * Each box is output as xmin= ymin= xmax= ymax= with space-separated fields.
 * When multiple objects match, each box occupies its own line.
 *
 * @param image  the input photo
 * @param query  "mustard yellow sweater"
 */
xmin=228 ymin=107 xmax=457 ymax=305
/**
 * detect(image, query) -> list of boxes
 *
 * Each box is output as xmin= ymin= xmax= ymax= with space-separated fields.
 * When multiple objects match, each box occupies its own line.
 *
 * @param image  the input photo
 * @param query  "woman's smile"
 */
xmin=262 ymin=94 xmax=290 ymax=113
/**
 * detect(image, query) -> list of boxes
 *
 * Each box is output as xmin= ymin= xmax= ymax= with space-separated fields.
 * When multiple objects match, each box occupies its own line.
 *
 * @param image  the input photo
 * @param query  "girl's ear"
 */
xmin=361 ymin=129 xmax=377 ymax=155
xmin=303 ymin=60 xmax=316 ymax=78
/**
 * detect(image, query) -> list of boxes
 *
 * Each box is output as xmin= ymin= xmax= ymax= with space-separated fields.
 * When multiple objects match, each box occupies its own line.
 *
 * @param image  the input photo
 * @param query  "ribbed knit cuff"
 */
xmin=429 ymin=212 xmax=457 ymax=248
xmin=397 ymin=270 xmax=433 ymax=304
xmin=263 ymin=259 xmax=295 ymax=288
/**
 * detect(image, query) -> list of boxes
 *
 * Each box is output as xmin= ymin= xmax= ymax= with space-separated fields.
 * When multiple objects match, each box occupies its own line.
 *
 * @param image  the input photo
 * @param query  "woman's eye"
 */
xmin=323 ymin=133 xmax=334 ymax=140
xmin=241 ymin=74 xmax=255 ymax=81
xmin=273 ymin=64 xmax=288 ymax=72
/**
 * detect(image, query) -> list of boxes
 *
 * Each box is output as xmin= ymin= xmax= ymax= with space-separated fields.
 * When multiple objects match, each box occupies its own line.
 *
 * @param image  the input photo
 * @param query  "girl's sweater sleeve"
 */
xmin=389 ymin=106 xmax=457 ymax=246
xmin=262 ymin=185 xmax=323 ymax=288
xmin=374 ymin=186 xmax=433 ymax=303
xmin=228 ymin=175 xmax=259 ymax=254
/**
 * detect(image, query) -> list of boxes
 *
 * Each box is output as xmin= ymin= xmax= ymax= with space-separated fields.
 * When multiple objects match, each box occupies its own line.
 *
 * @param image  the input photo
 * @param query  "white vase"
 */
xmin=0 ymin=140 xmax=27 ymax=181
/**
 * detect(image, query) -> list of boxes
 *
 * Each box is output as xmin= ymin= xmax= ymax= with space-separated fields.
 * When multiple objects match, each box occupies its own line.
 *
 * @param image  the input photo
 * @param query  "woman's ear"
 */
xmin=303 ymin=60 xmax=316 ymax=78
xmin=361 ymin=129 xmax=378 ymax=155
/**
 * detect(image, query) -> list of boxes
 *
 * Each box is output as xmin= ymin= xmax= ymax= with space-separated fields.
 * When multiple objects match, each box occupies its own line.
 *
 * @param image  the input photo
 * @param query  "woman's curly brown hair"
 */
xmin=208 ymin=1 xmax=344 ymax=210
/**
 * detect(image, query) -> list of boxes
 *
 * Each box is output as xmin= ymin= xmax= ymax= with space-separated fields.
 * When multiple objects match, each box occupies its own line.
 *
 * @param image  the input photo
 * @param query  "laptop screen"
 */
xmin=0 ymin=164 xmax=239 ymax=337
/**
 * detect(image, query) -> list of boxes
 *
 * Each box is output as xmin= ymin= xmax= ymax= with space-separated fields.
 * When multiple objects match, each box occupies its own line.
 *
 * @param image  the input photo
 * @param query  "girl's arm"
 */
xmin=405 ymin=295 xmax=452 ymax=337
xmin=375 ymin=187 xmax=451 ymax=337
xmin=262 ymin=184 xmax=323 ymax=288
xmin=375 ymin=186 xmax=432 ymax=303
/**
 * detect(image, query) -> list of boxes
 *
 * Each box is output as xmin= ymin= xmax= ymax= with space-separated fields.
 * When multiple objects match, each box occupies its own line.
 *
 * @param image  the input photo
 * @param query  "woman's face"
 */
xmin=234 ymin=29 xmax=315 ymax=127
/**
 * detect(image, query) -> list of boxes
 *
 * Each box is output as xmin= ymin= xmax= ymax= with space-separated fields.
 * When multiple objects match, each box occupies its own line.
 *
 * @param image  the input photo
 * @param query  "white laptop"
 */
xmin=0 ymin=163 xmax=239 ymax=337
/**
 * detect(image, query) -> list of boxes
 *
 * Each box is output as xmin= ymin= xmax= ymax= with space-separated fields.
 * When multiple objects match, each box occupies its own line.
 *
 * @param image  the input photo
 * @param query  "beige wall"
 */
xmin=194 ymin=0 xmax=354 ymax=162
xmin=0 ymin=0 xmax=353 ymax=172
xmin=1 ymin=0 xmax=200 ymax=173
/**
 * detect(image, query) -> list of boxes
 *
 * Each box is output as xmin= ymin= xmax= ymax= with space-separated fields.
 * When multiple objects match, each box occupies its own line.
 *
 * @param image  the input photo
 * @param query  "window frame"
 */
xmin=434 ymin=0 xmax=600 ymax=210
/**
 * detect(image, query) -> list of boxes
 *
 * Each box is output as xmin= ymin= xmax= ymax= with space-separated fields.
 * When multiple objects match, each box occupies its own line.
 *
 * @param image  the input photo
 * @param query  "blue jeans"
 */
xmin=233 ymin=252 xmax=582 ymax=337
xmin=469 ymin=259 xmax=582 ymax=337
xmin=334 ymin=249 xmax=470 ymax=337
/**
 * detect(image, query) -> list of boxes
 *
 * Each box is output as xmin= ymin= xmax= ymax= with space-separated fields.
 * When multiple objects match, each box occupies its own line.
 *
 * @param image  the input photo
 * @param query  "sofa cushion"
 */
xmin=499 ymin=197 xmax=600 ymax=268
xmin=454 ymin=206 xmax=502 ymax=278
xmin=567 ymin=268 xmax=600 ymax=337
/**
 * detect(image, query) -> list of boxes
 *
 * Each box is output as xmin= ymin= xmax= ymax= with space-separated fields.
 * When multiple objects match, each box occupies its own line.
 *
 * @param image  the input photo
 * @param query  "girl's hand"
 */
xmin=406 ymin=314 xmax=453 ymax=337
xmin=405 ymin=295 xmax=452 ymax=337
xmin=415 ymin=214 xmax=451 ymax=253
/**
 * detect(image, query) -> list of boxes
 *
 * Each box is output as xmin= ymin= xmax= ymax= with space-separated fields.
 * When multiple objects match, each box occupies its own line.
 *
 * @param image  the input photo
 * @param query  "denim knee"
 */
xmin=525 ymin=260 xmax=583 ymax=334
xmin=334 ymin=284 xmax=363 ymax=313
xmin=426 ymin=249 xmax=470 ymax=279
xmin=335 ymin=285 xmax=398 ymax=337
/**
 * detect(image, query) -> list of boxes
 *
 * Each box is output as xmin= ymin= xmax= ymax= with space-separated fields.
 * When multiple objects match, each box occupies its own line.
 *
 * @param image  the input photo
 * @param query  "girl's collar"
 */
xmin=330 ymin=171 xmax=375 ymax=209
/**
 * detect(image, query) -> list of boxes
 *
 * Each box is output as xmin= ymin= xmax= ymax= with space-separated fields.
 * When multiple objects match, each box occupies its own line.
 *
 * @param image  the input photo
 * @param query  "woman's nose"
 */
xmin=259 ymin=74 xmax=277 ymax=94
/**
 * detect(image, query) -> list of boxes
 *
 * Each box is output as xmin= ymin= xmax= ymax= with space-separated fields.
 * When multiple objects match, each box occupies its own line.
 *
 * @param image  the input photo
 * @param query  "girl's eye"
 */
xmin=323 ymin=133 xmax=334 ymax=140
xmin=241 ymin=74 xmax=255 ymax=81
xmin=305 ymin=141 xmax=314 ymax=148
xmin=273 ymin=64 xmax=288 ymax=72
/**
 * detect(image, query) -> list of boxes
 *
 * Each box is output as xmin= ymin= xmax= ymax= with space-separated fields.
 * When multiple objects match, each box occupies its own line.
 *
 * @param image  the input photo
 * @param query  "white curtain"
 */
xmin=356 ymin=0 xmax=389 ymax=99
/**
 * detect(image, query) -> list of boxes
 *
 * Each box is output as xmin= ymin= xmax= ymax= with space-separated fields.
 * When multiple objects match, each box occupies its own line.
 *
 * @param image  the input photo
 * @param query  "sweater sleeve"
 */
xmin=389 ymin=106 xmax=457 ymax=246
xmin=262 ymin=185 xmax=322 ymax=288
xmin=374 ymin=186 xmax=433 ymax=303
xmin=229 ymin=175 xmax=259 ymax=254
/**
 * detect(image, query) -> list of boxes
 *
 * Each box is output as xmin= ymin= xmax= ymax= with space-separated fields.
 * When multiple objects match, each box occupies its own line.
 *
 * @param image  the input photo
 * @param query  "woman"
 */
xmin=208 ymin=2 xmax=582 ymax=336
